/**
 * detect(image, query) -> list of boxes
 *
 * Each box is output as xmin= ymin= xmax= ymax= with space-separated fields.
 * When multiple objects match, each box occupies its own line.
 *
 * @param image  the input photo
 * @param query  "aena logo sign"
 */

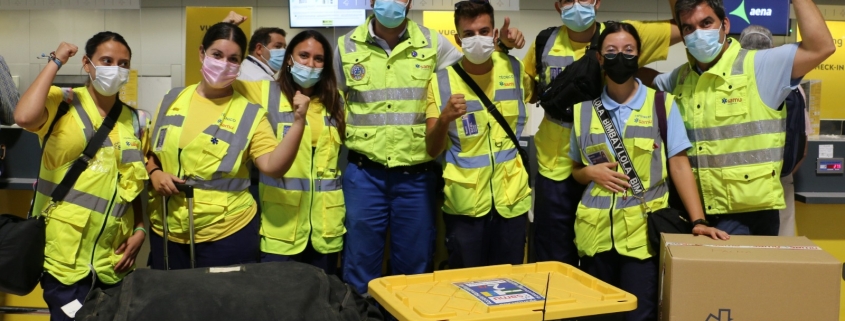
xmin=729 ymin=0 xmax=772 ymax=24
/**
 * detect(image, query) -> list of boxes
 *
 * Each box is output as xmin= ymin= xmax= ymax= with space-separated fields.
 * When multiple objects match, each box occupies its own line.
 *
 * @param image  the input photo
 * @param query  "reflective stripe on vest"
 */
xmin=154 ymin=87 xmax=262 ymax=183
xmin=37 ymin=180 xmax=129 ymax=217
xmin=679 ymin=48 xmax=785 ymax=169
xmin=260 ymin=175 xmax=343 ymax=192
xmin=437 ymin=56 xmax=527 ymax=168
xmin=343 ymin=25 xmax=434 ymax=54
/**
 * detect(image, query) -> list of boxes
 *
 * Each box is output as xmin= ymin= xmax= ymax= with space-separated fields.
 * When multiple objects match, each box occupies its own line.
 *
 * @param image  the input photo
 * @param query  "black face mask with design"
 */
xmin=602 ymin=53 xmax=640 ymax=84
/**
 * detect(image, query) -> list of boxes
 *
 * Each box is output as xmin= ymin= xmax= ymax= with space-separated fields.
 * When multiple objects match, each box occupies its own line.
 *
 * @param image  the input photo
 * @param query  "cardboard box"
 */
xmin=659 ymin=234 xmax=842 ymax=321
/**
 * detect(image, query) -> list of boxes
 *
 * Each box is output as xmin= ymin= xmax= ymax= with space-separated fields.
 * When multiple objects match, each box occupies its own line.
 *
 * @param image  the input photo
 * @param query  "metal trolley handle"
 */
xmin=161 ymin=184 xmax=195 ymax=270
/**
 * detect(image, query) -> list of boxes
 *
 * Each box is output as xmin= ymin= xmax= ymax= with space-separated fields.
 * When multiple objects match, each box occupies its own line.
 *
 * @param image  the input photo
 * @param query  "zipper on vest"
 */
xmin=309 ymin=147 xmax=316 ymax=243
xmin=91 ymin=172 xmax=120 ymax=266
xmin=609 ymin=196 xmax=616 ymax=249
xmin=487 ymin=123 xmax=495 ymax=210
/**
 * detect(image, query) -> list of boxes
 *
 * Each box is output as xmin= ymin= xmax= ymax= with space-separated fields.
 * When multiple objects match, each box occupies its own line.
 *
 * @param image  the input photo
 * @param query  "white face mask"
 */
xmin=88 ymin=62 xmax=129 ymax=96
xmin=461 ymin=35 xmax=495 ymax=64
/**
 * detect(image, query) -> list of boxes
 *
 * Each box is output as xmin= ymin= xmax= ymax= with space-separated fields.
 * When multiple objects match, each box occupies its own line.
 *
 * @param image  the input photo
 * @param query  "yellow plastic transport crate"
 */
xmin=368 ymin=262 xmax=637 ymax=321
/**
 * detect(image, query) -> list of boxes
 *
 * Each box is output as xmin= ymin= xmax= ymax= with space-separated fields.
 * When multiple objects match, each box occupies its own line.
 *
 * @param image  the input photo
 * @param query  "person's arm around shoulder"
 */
xmin=626 ymin=20 xmax=681 ymax=66
xmin=14 ymin=42 xmax=77 ymax=131
xmin=790 ymin=0 xmax=836 ymax=79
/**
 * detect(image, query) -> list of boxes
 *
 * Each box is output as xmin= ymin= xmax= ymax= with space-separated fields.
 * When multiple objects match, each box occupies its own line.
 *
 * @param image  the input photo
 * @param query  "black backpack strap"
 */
xmin=535 ymin=26 xmax=557 ymax=91
xmin=451 ymin=63 xmax=531 ymax=181
xmin=589 ymin=22 xmax=602 ymax=50
xmin=47 ymin=99 xmax=124 ymax=206
xmin=654 ymin=91 xmax=668 ymax=158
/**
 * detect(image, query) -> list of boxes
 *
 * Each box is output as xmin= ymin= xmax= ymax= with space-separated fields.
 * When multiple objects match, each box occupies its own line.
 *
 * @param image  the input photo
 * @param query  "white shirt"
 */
xmin=334 ymin=19 xmax=464 ymax=92
xmin=239 ymin=55 xmax=275 ymax=81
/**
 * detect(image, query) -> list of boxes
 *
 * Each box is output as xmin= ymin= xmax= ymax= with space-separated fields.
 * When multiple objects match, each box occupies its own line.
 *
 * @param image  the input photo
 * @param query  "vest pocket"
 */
xmin=633 ymin=138 xmax=657 ymax=183
xmin=715 ymin=77 xmax=749 ymax=118
xmin=722 ymin=164 xmax=778 ymax=212
xmin=192 ymin=189 xmax=228 ymax=230
xmin=573 ymin=204 xmax=599 ymax=256
xmin=320 ymin=190 xmax=346 ymax=238
xmin=342 ymin=52 xmax=371 ymax=87
xmin=45 ymin=206 xmax=91 ymax=265
xmin=503 ymin=159 xmax=530 ymax=205
xmin=260 ymin=188 xmax=302 ymax=242
xmin=410 ymin=126 xmax=427 ymax=162
xmin=194 ymin=142 xmax=230 ymax=178
xmin=622 ymin=208 xmax=648 ymax=251
xmin=350 ymin=127 xmax=377 ymax=152
xmin=443 ymin=165 xmax=480 ymax=214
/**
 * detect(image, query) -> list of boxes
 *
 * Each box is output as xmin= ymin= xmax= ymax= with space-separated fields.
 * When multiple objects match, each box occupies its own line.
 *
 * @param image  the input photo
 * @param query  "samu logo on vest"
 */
xmin=350 ymin=64 xmax=366 ymax=81
xmin=415 ymin=64 xmax=432 ymax=70
xmin=722 ymin=97 xmax=743 ymax=105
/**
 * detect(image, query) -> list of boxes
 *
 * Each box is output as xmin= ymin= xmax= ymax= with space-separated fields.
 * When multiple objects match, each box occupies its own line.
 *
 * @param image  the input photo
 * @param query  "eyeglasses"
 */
xmin=603 ymin=53 xmax=637 ymax=60
xmin=455 ymin=0 xmax=489 ymax=10
xmin=560 ymin=0 xmax=596 ymax=11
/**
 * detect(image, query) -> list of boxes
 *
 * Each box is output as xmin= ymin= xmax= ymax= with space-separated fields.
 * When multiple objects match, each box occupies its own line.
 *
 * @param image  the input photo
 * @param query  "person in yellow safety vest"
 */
xmin=649 ymin=0 xmax=835 ymax=236
xmin=144 ymin=22 xmax=308 ymax=270
xmin=334 ymin=0 xmax=526 ymax=295
xmin=425 ymin=1 xmax=533 ymax=268
xmin=231 ymin=30 xmax=347 ymax=273
xmin=524 ymin=0 xmax=684 ymax=267
xmin=570 ymin=23 xmax=728 ymax=321
xmin=14 ymin=33 xmax=148 ymax=321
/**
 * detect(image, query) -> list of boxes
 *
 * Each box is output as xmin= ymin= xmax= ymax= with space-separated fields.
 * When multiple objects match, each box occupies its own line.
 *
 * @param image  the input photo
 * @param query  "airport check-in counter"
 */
xmin=794 ymin=136 xmax=845 ymax=204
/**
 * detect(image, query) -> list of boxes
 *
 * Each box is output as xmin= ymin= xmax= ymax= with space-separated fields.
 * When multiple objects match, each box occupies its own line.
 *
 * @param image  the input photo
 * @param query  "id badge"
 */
xmin=283 ymin=125 xmax=291 ymax=136
xmin=461 ymin=114 xmax=479 ymax=137
xmin=155 ymin=128 xmax=167 ymax=152
xmin=587 ymin=150 xmax=610 ymax=165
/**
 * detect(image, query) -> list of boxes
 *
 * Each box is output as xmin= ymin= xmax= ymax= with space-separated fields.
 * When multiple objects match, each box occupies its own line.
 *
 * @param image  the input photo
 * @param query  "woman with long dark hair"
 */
xmin=15 ymin=32 xmax=146 ymax=321
xmin=233 ymin=30 xmax=346 ymax=273
xmin=144 ymin=22 xmax=306 ymax=269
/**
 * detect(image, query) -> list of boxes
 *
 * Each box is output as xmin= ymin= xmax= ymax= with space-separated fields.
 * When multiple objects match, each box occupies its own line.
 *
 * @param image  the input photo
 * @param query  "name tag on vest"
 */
xmin=587 ymin=150 xmax=610 ymax=165
xmin=155 ymin=128 xmax=167 ymax=151
xmin=462 ymin=114 xmax=479 ymax=137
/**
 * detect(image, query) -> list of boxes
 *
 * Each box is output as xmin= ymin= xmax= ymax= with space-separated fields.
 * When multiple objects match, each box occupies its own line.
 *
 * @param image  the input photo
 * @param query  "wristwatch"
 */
xmin=497 ymin=39 xmax=510 ymax=53
xmin=691 ymin=219 xmax=710 ymax=228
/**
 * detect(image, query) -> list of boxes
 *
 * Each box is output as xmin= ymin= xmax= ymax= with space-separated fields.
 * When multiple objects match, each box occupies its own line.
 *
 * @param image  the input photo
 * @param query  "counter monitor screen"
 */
xmin=289 ymin=0 xmax=366 ymax=28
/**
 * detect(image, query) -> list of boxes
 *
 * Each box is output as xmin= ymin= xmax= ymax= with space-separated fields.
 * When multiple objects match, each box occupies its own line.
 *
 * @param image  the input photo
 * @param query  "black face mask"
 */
xmin=602 ymin=53 xmax=639 ymax=84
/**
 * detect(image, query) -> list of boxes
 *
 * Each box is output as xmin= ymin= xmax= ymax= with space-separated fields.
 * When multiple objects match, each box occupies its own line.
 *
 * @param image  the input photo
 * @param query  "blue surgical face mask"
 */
xmin=373 ymin=0 xmax=407 ymax=29
xmin=290 ymin=60 xmax=322 ymax=89
xmin=561 ymin=2 xmax=596 ymax=32
xmin=684 ymin=23 xmax=725 ymax=64
xmin=263 ymin=45 xmax=286 ymax=71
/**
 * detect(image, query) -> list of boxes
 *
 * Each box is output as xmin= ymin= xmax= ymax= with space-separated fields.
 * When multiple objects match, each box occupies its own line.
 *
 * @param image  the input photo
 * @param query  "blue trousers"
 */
xmin=709 ymin=209 xmax=780 ymax=236
xmin=341 ymin=163 xmax=437 ymax=295
xmin=41 ymin=273 xmax=121 ymax=321
xmin=444 ymin=210 xmax=527 ymax=269
xmin=148 ymin=212 xmax=260 ymax=270
xmin=532 ymin=175 xmax=584 ymax=266
xmin=580 ymin=249 xmax=658 ymax=321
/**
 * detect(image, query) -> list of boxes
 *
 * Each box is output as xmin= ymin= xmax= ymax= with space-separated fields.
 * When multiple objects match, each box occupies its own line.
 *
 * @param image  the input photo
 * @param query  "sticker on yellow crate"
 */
xmin=453 ymin=278 xmax=544 ymax=306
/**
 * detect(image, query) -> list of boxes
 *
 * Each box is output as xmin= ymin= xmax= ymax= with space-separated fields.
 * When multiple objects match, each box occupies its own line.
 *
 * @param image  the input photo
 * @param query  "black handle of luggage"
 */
xmin=161 ymin=183 xmax=195 ymax=270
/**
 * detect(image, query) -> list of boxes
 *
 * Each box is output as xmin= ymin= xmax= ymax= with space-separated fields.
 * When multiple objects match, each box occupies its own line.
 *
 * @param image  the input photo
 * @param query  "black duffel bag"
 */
xmin=647 ymin=208 xmax=692 ymax=249
xmin=77 ymin=262 xmax=383 ymax=321
xmin=0 ymin=214 xmax=45 ymax=295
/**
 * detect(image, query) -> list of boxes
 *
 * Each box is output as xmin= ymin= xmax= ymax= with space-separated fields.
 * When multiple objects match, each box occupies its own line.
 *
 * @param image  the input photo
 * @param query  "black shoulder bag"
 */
xmin=538 ymin=23 xmax=604 ymax=122
xmin=0 ymin=98 xmax=123 ymax=295
xmin=451 ymin=63 xmax=531 ymax=184
xmin=590 ymin=93 xmax=691 ymax=250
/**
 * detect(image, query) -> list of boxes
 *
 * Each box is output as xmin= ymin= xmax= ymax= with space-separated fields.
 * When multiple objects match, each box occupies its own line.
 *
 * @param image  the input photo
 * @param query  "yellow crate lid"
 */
xmin=368 ymin=262 xmax=637 ymax=321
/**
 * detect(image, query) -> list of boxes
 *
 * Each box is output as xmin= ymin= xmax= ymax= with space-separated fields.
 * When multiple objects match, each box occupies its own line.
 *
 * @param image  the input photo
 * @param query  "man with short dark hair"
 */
xmin=652 ymin=0 xmax=834 ymax=236
xmin=425 ymin=0 xmax=533 ymax=268
xmin=240 ymin=27 xmax=287 ymax=81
